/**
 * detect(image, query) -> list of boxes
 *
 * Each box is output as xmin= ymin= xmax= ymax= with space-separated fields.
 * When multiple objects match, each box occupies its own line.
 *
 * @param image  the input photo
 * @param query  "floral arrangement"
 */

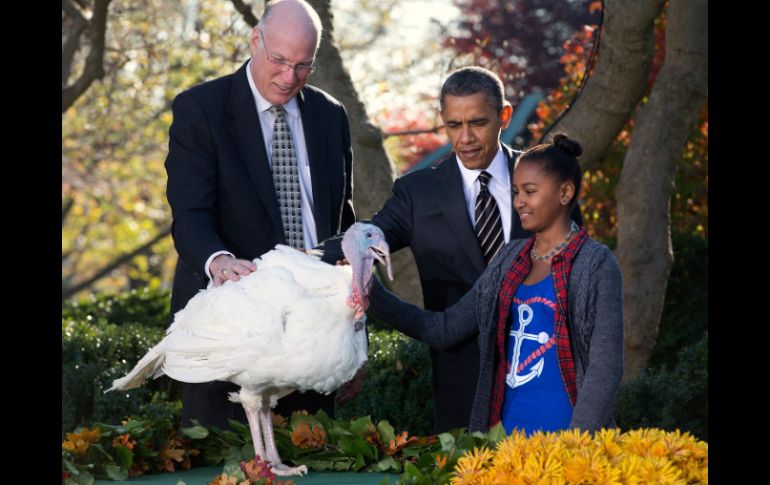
xmin=62 ymin=411 xmax=707 ymax=484
xmin=62 ymin=416 xmax=200 ymax=483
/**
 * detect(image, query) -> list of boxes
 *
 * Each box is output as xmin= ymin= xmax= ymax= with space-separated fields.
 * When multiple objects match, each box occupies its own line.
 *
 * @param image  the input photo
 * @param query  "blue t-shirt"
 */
xmin=501 ymin=274 xmax=573 ymax=435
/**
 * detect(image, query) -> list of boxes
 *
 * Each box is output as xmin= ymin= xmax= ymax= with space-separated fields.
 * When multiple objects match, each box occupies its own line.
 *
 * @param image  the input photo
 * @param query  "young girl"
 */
xmin=368 ymin=134 xmax=624 ymax=435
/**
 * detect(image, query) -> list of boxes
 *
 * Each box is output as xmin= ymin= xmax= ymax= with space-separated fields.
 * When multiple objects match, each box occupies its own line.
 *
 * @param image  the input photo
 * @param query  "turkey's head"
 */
xmin=341 ymin=222 xmax=393 ymax=319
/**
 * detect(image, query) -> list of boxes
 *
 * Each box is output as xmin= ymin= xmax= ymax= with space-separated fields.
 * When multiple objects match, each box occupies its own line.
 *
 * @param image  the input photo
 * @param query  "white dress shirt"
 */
xmin=455 ymin=146 xmax=511 ymax=244
xmin=204 ymin=60 xmax=318 ymax=285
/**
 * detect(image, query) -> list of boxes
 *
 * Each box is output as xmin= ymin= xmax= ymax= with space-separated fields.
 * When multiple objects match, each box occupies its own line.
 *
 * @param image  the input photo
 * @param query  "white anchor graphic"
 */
xmin=506 ymin=303 xmax=550 ymax=389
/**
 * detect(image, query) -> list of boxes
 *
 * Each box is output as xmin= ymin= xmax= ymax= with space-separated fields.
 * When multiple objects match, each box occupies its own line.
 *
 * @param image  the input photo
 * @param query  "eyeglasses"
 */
xmin=258 ymin=30 xmax=316 ymax=78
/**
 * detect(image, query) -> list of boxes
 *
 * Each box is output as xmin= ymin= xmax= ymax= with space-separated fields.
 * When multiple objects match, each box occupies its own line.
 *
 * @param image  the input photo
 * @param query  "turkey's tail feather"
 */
xmin=107 ymin=344 xmax=165 ymax=392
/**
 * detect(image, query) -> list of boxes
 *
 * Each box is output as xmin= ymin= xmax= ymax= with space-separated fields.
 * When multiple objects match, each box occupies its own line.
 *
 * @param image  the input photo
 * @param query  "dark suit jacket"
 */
xmin=369 ymin=142 xmax=582 ymax=432
xmin=164 ymin=60 xmax=355 ymax=428
xmin=165 ymin=60 xmax=355 ymax=315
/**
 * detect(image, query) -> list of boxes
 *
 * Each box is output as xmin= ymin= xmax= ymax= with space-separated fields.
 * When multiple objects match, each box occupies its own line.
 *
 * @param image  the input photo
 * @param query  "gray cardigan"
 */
xmin=367 ymin=237 xmax=624 ymax=433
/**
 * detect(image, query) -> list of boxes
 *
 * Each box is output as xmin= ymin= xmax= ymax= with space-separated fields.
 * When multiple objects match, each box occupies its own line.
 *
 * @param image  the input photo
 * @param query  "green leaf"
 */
xmin=226 ymin=445 xmax=245 ymax=463
xmin=377 ymin=420 xmax=396 ymax=443
xmin=89 ymin=442 xmax=114 ymax=460
xmin=69 ymin=471 xmax=95 ymax=485
xmin=329 ymin=425 xmax=355 ymax=438
xmin=438 ymin=432 xmax=455 ymax=452
xmin=485 ymin=422 xmax=507 ymax=444
xmin=404 ymin=462 xmax=425 ymax=479
xmin=63 ymin=457 xmax=82 ymax=475
xmin=113 ymin=445 xmax=134 ymax=469
xmin=290 ymin=411 xmax=324 ymax=431
xmin=374 ymin=455 xmax=399 ymax=472
xmin=350 ymin=415 xmax=375 ymax=436
xmin=339 ymin=436 xmax=375 ymax=461
xmin=105 ymin=464 xmax=129 ymax=481
xmin=315 ymin=409 xmax=335 ymax=430
xmin=220 ymin=430 xmax=243 ymax=446
xmin=401 ymin=446 xmax=422 ymax=457
xmin=300 ymin=459 xmax=335 ymax=471
xmin=228 ymin=419 xmax=251 ymax=437
xmin=352 ymin=453 xmax=366 ymax=472
xmin=223 ymin=460 xmax=244 ymax=477
xmin=180 ymin=425 xmax=209 ymax=440
xmin=332 ymin=457 xmax=355 ymax=471
xmin=134 ymin=446 xmax=158 ymax=457
xmin=241 ymin=442 xmax=255 ymax=461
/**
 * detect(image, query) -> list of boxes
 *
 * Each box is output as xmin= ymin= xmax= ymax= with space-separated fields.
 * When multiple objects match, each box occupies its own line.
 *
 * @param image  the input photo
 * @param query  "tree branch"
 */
xmin=62 ymin=196 xmax=75 ymax=227
xmin=62 ymin=0 xmax=114 ymax=112
xmin=62 ymin=225 xmax=172 ymax=301
xmin=62 ymin=0 xmax=89 ymax=85
xmin=229 ymin=0 xmax=259 ymax=27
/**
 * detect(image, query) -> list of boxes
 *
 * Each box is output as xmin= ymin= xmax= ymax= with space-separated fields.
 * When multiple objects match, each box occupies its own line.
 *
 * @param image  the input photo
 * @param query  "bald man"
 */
xmin=165 ymin=0 xmax=356 ymax=429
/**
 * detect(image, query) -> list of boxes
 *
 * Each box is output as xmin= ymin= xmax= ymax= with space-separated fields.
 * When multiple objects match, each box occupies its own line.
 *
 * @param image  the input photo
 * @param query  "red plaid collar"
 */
xmin=488 ymin=225 xmax=589 ymax=428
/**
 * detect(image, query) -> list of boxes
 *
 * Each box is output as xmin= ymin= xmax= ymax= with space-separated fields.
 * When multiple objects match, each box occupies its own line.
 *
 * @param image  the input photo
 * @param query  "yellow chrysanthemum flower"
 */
xmin=451 ymin=447 xmax=494 ymax=485
xmin=450 ymin=428 xmax=707 ymax=485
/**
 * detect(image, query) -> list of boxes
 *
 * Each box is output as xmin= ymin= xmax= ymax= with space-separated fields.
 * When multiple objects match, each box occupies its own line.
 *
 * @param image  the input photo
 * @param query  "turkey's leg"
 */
xmin=260 ymin=396 xmax=308 ymax=476
xmin=242 ymin=402 xmax=267 ymax=461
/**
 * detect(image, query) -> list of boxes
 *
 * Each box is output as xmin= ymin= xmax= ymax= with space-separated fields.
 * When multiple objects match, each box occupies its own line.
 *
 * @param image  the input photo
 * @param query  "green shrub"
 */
xmin=62 ymin=317 xmax=181 ymax=437
xmin=614 ymin=332 xmax=708 ymax=441
xmin=62 ymin=287 xmax=171 ymax=329
xmin=649 ymin=233 xmax=708 ymax=370
xmin=337 ymin=329 xmax=434 ymax=436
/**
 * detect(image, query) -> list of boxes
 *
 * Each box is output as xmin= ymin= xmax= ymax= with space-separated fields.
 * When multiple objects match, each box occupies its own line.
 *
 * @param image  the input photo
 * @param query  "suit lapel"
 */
xmin=435 ymin=155 xmax=486 ymax=275
xmin=298 ymin=89 xmax=331 ymax=242
xmin=226 ymin=62 xmax=283 ymax=237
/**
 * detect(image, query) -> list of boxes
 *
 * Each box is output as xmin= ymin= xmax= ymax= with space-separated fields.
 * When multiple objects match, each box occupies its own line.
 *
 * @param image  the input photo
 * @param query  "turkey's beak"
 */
xmin=369 ymin=244 xmax=393 ymax=281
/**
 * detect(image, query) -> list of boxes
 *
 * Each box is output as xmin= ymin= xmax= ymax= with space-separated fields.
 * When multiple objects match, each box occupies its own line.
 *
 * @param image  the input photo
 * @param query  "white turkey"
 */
xmin=108 ymin=222 xmax=392 ymax=476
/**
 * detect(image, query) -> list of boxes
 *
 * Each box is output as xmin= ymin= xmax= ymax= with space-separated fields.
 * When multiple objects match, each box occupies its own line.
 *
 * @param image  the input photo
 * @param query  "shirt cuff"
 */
xmin=205 ymin=250 xmax=235 ymax=289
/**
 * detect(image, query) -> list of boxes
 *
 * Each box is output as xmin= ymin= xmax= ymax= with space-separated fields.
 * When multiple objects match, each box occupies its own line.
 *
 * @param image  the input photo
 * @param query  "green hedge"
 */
xmin=614 ymin=332 xmax=708 ymax=441
xmin=649 ymin=233 xmax=708 ymax=370
xmin=337 ymin=329 xmax=433 ymax=436
xmin=62 ymin=316 xmax=182 ymax=437
xmin=62 ymin=287 xmax=172 ymax=329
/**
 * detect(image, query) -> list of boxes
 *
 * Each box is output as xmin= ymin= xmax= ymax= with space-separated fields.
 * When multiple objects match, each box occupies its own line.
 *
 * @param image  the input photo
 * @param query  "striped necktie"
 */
xmin=474 ymin=171 xmax=504 ymax=264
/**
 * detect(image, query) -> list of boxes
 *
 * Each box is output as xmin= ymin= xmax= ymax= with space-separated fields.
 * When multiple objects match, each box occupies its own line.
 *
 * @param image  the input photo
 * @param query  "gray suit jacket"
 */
xmin=367 ymin=236 xmax=624 ymax=433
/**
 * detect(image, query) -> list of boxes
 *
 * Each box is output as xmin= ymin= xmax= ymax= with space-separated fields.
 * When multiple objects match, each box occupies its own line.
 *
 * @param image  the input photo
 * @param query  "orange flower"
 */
xmin=128 ymin=461 xmax=149 ymax=477
xmin=290 ymin=422 xmax=327 ymax=449
xmin=62 ymin=427 xmax=102 ymax=457
xmin=385 ymin=431 xmax=418 ymax=456
xmin=158 ymin=438 xmax=186 ymax=472
xmin=207 ymin=473 xmax=250 ymax=485
xmin=240 ymin=457 xmax=276 ymax=481
xmin=271 ymin=412 xmax=287 ymax=429
xmin=435 ymin=453 xmax=448 ymax=469
xmin=112 ymin=433 xmax=136 ymax=450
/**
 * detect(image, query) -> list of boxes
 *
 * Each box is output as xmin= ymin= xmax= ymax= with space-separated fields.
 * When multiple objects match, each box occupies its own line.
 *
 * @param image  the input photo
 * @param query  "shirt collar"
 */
xmin=456 ymin=145 xmax=510 ymax=190
xmin=246 ymin=59 xmax=300 ymax=119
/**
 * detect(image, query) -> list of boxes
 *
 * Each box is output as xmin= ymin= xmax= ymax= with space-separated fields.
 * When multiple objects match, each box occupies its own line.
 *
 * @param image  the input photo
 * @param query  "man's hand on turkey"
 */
xmin=211 ymin=254 xmax=257 ymax=286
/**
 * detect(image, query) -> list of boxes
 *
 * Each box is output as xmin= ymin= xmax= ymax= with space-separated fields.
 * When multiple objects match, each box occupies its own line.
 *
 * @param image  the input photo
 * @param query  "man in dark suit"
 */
xmin=368 ymin=67 xmax=583 ymax=433
xmin=164 ymin=0 xmax=357 ymax=430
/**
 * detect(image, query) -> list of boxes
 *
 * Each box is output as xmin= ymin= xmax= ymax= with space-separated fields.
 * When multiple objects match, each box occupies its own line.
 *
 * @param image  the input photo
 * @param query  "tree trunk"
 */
xmin=616 ymin=0 xmax=708 ymax=380
xmin=544 ymin=0 xmax=664 ymax=171
xmin=307 ymin=0 xmax=423 ymax=304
